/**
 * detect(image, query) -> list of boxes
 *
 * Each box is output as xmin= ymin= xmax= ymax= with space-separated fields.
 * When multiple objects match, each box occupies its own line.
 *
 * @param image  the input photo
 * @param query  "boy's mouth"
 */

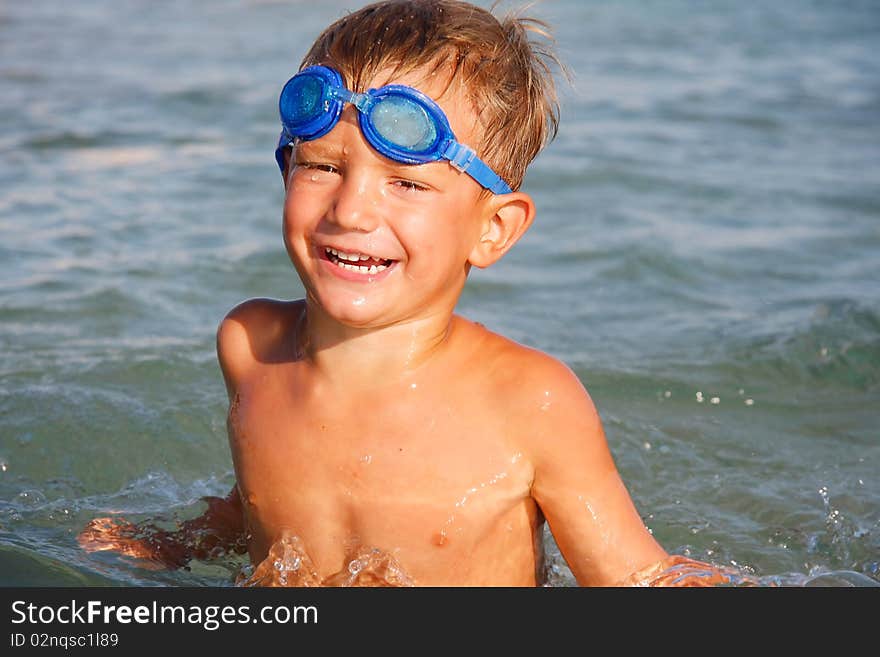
xmin=324 ymin=247 xmax=394 ymax=275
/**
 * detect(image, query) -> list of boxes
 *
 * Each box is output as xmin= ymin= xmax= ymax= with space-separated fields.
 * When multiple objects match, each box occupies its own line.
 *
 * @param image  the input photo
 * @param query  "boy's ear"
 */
xmin=468 ymin=192 xmax=536 ymax=269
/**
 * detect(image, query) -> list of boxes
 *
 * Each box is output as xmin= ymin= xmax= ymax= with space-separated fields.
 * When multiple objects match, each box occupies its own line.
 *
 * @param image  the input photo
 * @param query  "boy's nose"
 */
xmin=327 ymin=170 xmax=382 ymax=232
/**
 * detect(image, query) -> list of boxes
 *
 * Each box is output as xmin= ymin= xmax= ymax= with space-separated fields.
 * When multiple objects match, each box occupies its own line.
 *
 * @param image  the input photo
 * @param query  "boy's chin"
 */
xmin=312 ymin=294 xmax=391 ymax=328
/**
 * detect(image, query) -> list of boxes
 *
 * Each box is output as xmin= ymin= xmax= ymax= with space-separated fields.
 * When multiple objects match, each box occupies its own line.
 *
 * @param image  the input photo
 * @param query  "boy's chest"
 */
xmin=230 ymin=379 xmax=530 ymax=502
xmin=227 ymin=377 xmax=536 ymax=571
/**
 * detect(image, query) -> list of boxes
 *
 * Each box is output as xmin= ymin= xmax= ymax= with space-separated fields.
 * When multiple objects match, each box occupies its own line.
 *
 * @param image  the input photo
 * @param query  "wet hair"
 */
xmin=300 ymin=0 xmax=562 ymax=191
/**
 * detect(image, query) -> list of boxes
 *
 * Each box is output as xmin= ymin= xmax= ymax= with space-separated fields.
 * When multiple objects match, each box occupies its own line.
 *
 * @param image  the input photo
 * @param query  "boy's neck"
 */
xmin=298 ymin=300 xmax=457 ymax=385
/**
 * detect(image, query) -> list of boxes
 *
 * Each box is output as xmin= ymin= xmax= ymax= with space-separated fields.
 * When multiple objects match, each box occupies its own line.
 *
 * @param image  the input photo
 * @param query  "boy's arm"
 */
xmin=78 ymin=486 xmax=246 ymax=569
xmin=520 ymin=355 xmax=732 ymax=586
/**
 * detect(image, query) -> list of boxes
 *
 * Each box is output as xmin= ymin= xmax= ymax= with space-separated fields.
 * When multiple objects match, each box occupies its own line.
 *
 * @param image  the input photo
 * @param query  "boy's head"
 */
xmin=279 ymin=1 xmax=563 ymax=328
xmin=296 ymin=0 xmax=561 ymax=191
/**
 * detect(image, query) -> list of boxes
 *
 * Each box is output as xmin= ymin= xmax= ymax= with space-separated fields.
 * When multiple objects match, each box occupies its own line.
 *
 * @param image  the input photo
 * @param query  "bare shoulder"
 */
xmin=216 ymin=298 xmax=304 ymax=395
xmin=457 ymin=318 xmax=604 ymax=460
xmin=457 ymin=318 xmax=599 ymax=411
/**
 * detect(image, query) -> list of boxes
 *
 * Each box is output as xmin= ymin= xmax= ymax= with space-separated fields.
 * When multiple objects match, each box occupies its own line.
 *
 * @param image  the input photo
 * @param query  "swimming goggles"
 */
xmin=274 ymin=65 xmax=512 ymax=194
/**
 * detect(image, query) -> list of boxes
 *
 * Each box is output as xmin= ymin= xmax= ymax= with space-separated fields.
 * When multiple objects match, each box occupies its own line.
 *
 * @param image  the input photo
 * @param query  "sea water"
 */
xmin=1 ymin=0 xmax=878 ymax=587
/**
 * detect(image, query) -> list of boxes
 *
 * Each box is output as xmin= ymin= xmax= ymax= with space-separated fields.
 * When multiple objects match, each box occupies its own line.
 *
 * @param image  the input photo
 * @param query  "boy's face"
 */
xmin=281 ymin=66 xmax=498 ymax=329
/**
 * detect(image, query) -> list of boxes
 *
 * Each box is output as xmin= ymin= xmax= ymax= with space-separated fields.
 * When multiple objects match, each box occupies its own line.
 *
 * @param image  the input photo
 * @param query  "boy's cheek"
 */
xmin=283 ymin=189 xmax=321 ymax=225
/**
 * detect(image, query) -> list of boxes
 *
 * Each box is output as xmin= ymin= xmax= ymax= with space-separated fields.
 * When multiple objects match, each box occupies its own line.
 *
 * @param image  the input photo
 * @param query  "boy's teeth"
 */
xmin=326 ymin=247 xmax=368 ymax=261
xmin=325 ymin=246 xmax=389 ymax=274
xmin=336 ymin=261 xmax=387 ymax=274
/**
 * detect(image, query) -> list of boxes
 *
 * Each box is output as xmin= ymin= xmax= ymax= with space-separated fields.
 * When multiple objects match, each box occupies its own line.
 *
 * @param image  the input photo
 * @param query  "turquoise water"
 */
xmin=1 ymin=0 xmax=878 ymax=587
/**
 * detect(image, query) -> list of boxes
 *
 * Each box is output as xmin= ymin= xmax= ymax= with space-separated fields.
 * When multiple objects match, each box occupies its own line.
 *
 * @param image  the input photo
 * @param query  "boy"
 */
xmin=80 ymin=0 xmax=734 ymax=587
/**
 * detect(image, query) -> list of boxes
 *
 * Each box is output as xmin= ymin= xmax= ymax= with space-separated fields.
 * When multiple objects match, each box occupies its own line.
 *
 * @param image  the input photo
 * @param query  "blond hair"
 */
xmin=300 ymin=0 xmax=562 ymax=191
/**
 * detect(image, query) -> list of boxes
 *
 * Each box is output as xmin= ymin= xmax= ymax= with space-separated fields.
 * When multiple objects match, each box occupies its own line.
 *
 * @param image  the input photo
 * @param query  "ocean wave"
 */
xmin=723 ymin=298 xmax=880 ymax=391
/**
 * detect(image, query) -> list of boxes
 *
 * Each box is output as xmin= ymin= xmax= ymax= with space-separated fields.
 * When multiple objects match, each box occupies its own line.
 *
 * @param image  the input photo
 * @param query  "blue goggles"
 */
xmin=274 ymin=65 xmax=512 ymax=195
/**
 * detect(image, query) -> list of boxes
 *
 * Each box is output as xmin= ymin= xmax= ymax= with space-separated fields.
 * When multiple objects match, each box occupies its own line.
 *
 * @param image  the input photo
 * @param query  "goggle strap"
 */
xmin=275 ymin=130 xmax=291 ymax=172
xmin=444 ymin=141 xmax=477 ymax=172
xmin=442 ymin=142 xmax=512 ymax=195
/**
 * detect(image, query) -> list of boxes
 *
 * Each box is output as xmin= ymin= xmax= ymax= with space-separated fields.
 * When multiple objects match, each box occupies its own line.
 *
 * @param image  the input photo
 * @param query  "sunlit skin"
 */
xmin=79 ymin=66 xmax=732 ymax=586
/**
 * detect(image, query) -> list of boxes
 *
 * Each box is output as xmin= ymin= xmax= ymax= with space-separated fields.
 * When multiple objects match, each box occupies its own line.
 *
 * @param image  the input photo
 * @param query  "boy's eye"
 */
xmin=297 ymin=162 xmax=339 ymax=175
xmin=392 ymin=179 xmax=429 ymax=192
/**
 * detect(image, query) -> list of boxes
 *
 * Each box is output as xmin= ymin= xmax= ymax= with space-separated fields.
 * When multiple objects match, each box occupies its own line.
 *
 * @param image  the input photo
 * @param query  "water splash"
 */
xmin=615 ymin=554 xmax=763 ymax=587
xmin=805 ymin=484 xmax=877 ymax=575
xmin=236 ymin=534 xmax=414 ymax=587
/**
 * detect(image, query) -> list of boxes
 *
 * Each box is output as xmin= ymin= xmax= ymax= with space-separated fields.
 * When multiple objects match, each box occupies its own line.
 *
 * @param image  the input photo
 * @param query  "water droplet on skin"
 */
xmin=360 ymin=454 xmax=372 ymax=465
xmin=540 ymin=390 xmax=552 ymax=410
xmin=310 ymin=174 xmax=319 ymax=182
xmin=352 ymin=296 xmax=366 ymax=306
xmin=349 ymin=559 xmax=363 ymax=575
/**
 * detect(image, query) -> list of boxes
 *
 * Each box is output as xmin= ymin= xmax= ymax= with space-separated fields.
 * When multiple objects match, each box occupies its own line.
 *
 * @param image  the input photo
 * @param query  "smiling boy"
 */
xmin=80 ymin=0 xmax=734 ymax=587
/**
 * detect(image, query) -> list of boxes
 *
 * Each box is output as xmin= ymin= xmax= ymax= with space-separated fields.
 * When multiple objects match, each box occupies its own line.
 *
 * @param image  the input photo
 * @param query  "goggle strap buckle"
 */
xmin=443 ymin=141 xmax=477 ymax=174
xmin=443 ymin=141 xmax=512 ymax=195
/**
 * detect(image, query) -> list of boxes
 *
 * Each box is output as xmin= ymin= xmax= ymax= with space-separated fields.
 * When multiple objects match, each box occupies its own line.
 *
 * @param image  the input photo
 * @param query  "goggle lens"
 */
xmin=281 ymin=74 xmax=324 ymax=129
xmin=371 ymin=95 xmax=437 ymax=154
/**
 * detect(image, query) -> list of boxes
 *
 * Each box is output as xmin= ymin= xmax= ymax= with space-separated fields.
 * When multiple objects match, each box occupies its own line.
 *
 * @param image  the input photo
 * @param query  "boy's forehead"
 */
xmin=367 ymin=62 xmax=451 ymax=91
